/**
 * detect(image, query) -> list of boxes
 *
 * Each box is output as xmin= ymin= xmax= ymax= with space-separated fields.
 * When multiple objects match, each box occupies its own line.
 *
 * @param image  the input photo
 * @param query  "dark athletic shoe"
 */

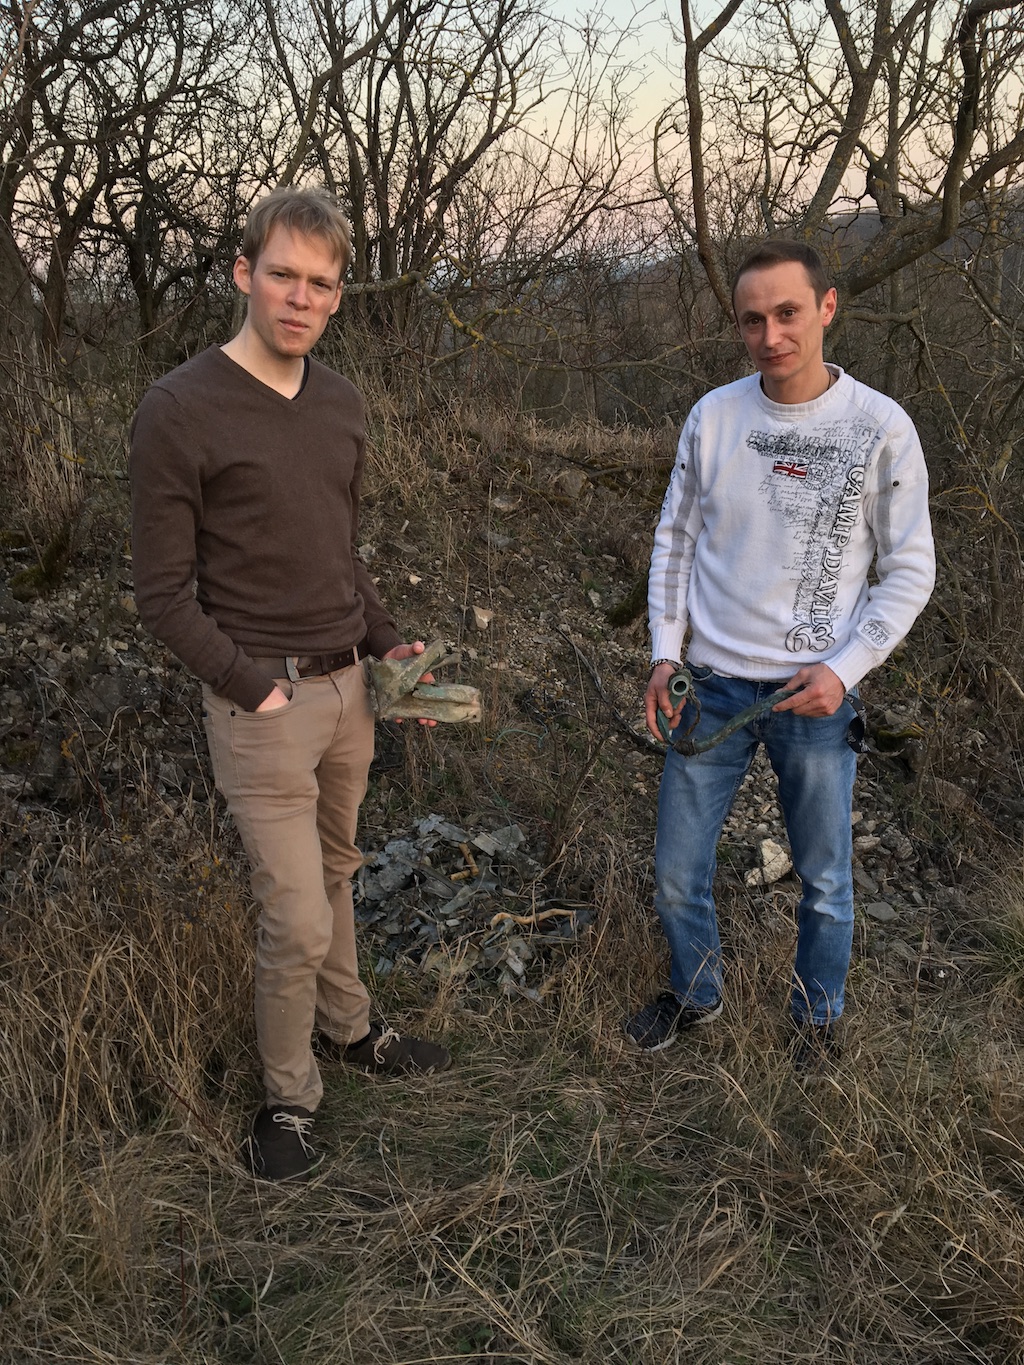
xmin=245 ymin=1104 xmax=321 ymax=1182
xmin=624 ymin=991 xmax=724 ymax=1051
xmin=790 ymin=1021 xmax=841 ymax=1076
xmin=318 ymin=1024 xmax=452 ymax=1075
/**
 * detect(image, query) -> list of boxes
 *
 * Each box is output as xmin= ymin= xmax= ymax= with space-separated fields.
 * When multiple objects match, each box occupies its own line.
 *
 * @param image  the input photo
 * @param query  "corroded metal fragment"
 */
xmin=657 ymin=666 xmax=798 ymax=755
xmin=368 ymin=638 xmax=482 ymax=723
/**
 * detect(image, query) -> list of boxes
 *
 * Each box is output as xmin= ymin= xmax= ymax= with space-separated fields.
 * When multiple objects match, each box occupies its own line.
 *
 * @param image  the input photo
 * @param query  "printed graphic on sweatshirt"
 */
xmin=748 ymin=421 xmax=877 ymax=653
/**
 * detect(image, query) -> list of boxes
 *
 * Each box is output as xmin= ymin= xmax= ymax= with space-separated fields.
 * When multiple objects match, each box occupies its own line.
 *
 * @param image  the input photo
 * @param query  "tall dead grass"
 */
xmin=3 ymin=769 xmax=1024 ymax=1363
xmin=3 ymin=371 xmax=1024 ymax=1362
xmin=0 ymin=347 xmax=89 ymax=540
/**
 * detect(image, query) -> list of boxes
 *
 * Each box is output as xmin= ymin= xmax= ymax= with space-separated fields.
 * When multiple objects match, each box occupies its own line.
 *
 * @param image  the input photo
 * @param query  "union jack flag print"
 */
xmin=773 ymin=458 xmax=808 ymax=479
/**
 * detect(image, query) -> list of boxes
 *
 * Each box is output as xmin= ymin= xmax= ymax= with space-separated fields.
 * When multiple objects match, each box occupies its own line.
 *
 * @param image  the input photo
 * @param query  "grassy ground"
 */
xmin=3 ymin=384 xmax=1024 ymax=1363
xmin=3 ymin=800 xmax=1024 ymax=1364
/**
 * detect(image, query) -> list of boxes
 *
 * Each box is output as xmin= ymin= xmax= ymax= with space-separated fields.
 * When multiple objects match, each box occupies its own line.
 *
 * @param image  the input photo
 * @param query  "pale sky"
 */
xmin=545 ymin=0 xmax=683 ymax=131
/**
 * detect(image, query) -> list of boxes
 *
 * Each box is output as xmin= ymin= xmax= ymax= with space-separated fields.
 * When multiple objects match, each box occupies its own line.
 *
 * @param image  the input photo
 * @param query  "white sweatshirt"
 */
xmin=649 ymin=367 xmax=935 ymax=690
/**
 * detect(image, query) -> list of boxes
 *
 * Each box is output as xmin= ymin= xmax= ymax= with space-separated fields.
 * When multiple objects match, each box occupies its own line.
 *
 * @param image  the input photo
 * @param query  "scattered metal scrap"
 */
xmin=368 ymin=638 xmax=482 ymax=723
xmin=356 ymin=813 xmax=592 ymax=998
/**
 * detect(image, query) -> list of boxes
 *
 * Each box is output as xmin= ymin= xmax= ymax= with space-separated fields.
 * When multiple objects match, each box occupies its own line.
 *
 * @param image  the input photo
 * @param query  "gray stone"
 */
xmin=80 ymin=671 xmax=128 ymax=722
xmin=854 ymin=866 xmax=880 ymax=895
xmin=553 ymin=468 xmax=587 ymax=497
xmin=482 ymin=530 xmax=513 ymax=551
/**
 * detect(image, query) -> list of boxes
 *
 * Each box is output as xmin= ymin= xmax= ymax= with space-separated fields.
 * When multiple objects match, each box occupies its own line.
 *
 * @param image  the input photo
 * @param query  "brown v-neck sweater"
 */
xmin=130 ymin=345 xmax=402 ymax=711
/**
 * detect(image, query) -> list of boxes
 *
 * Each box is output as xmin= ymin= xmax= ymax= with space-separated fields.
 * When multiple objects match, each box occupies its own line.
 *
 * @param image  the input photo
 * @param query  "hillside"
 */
xmin=2 ymin=400 xmax=1023 ymax=1363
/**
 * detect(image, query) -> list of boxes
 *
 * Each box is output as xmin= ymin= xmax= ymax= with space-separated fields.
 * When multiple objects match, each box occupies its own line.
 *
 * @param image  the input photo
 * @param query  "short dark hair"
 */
xmin=241 ymin=187 xmax=353 ymax=274
xmin=731 ymin=240 xmax=832 ymax=309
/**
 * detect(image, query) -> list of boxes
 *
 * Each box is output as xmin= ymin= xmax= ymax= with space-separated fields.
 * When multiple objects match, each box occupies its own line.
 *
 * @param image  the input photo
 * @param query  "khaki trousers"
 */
xmin=202 ymin=662 xmax=375 ymax=1111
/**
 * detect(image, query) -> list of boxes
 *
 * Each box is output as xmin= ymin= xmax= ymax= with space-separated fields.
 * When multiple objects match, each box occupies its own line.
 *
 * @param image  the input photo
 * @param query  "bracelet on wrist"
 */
xmin=650 ymin=658 xmax=682 ymax=674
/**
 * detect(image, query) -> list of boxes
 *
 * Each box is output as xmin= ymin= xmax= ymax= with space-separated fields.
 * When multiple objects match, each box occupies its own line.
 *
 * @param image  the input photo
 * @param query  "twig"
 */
xmin=554 ymin=627 xmax=663 ymax=755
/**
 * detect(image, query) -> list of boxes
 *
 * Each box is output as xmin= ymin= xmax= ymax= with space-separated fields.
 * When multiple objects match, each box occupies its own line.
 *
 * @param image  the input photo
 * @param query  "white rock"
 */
xmin=554 ymin=468 xmax=587 ymax=497
xmin=760 ymin=838 xmax=792 ymax=884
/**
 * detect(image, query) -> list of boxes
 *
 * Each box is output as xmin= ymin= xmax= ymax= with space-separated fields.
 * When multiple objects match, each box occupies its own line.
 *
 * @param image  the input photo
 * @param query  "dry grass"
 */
xmin=4 ymin=778 xmax=1024 ymax=1364
xmin=0 ymin=348 xmax=89 ymax=540
xmin=4 ymin=375 xmax=1024 ymax=1363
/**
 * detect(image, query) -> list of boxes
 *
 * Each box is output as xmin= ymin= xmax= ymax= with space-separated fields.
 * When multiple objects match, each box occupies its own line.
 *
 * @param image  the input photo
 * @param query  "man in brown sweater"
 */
xmin=130 ymin=187 xmax=450 ymax=1183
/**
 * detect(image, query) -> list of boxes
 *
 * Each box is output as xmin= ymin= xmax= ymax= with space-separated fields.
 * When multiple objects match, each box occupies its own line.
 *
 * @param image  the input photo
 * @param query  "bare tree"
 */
xmin=0 ymin=0 xmax=260 ymax=357
xmin=260 ymin=0 xmax=552 ymax=339
xmin=654 ymin=0 xmax=1024 ymax=309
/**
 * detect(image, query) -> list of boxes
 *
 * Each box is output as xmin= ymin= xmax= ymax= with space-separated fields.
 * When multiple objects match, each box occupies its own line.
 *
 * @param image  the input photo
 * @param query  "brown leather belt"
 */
xmin=254 ymin=642 xmax=368 ymax=681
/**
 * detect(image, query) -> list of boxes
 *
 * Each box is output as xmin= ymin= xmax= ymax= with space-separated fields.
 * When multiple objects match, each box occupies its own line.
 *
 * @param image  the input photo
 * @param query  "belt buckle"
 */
xmin=285 ymin=656 xmax=302 ymax=682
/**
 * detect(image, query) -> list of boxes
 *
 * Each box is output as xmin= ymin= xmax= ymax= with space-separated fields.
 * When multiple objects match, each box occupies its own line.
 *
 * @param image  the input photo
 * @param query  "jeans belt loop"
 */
xmin=285 ymin=656 xmax=302 ymax=683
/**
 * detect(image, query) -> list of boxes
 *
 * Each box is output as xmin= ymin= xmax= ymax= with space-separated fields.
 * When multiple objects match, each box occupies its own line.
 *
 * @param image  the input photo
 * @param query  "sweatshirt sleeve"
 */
xmin=824 ymin=413 xmax=935 ymax=690
xmin=129 ymin=386 xmax=276 ymax=711
xmin=648 ymin=407 xmax=704 ymax=665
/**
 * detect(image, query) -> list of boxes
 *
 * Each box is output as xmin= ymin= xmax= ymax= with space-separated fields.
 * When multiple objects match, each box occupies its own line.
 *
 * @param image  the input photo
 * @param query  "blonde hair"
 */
xmin=241 ymin=187 xmax=352 ymax=273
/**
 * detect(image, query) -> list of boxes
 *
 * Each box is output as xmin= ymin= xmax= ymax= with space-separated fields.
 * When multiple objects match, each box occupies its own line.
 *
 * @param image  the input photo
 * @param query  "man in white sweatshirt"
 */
xmin=626 ymin=240 xmax=935 ymax=1062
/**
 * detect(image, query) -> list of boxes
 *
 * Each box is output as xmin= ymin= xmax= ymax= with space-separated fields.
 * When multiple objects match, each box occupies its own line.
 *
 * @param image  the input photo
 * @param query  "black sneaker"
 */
xmin=624 ymin=991 xmax=723 ymax=1051
xmin=318 ymin=1024 xmax=452 ymax=1075
xmin=791 ymin=1021 xmax=841 ymax=1075
xmin=245 ymin=1104 xmax=322 ymax=1182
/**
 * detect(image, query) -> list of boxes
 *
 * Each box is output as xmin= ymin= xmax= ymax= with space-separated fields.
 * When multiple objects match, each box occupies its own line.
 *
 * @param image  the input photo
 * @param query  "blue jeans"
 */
xmin=655 ymin=667 xmax=857 ymax=1026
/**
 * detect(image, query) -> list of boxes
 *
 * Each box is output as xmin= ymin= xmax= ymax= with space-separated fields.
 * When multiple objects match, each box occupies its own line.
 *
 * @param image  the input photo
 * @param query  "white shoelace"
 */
xmin=272 ymin=1109 xmax=316 ymax=1158
xmin=371 ymin=1025 xmax=401 ymax=1064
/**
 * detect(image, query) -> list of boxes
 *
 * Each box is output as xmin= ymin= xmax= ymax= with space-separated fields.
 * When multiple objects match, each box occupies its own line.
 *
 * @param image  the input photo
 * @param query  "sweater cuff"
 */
xmin=824 ymin=639 xmax=878 ymax=692
xmin=233 ymin=661 xmax=278 ymax=713
xmin=650 ymin=625 xmax=686 ymax=667
xmin=367 ymin=623 xmax=404 ymax=660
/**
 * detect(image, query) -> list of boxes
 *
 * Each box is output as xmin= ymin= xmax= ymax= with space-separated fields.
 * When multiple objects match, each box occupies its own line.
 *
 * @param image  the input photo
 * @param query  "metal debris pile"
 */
xmin=356 ymin=813 xmax=592 ymax=998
